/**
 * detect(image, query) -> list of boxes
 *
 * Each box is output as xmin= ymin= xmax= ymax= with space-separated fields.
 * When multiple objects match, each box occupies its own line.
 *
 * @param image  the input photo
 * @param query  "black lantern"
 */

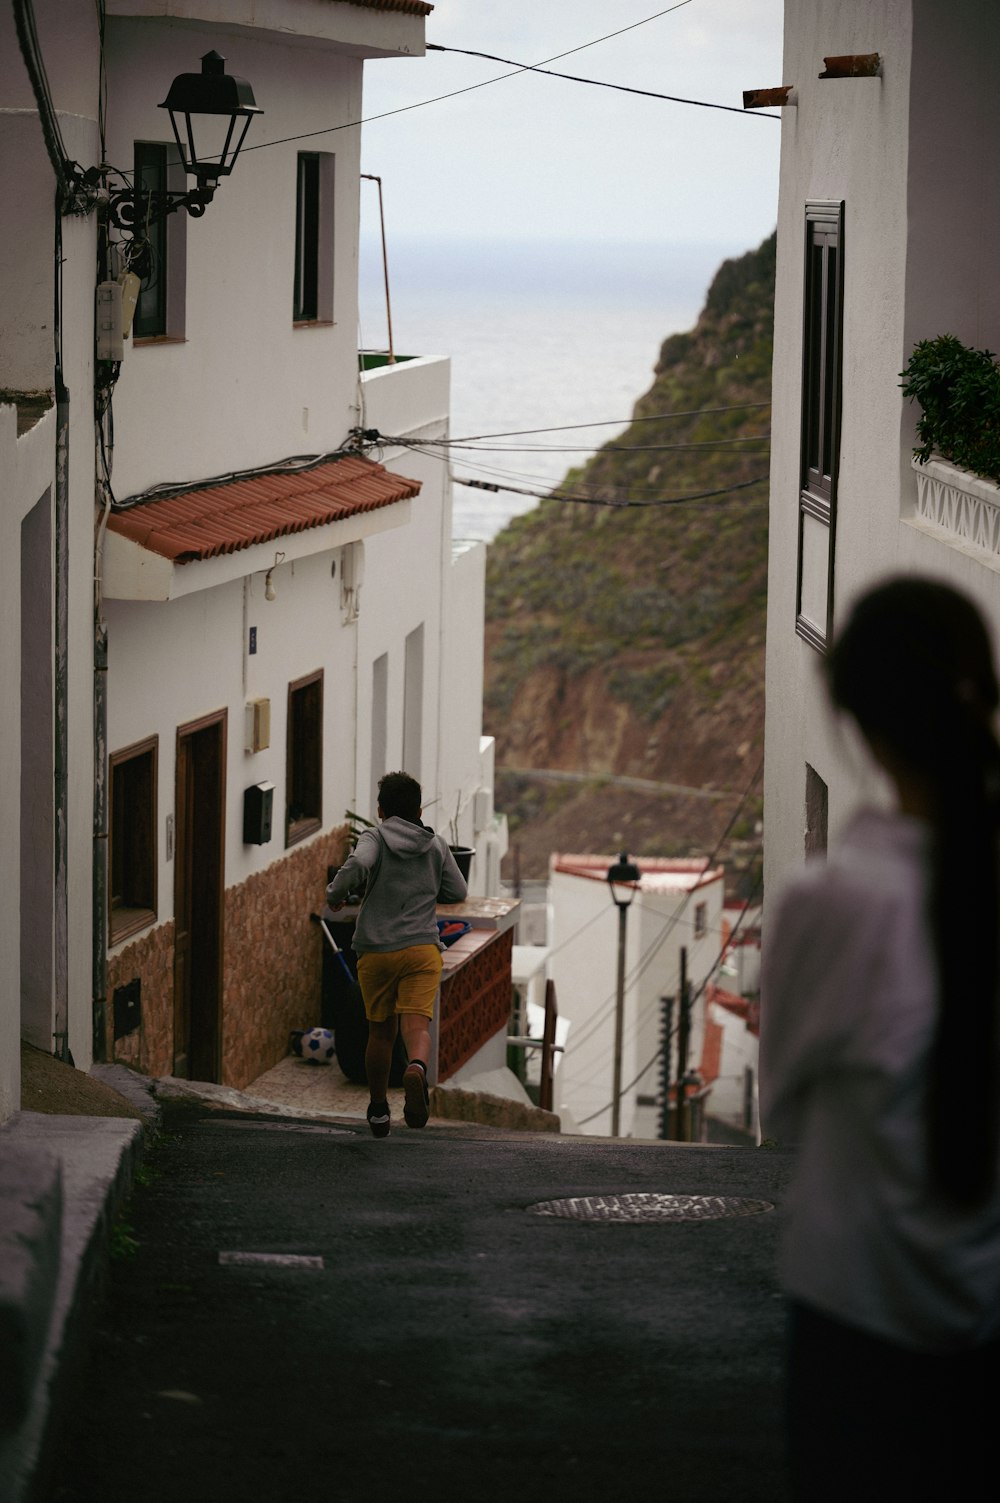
xmin=607 ymin=851 xmax=641 ymax=1137
xmin=159 ymin=50 xmax=263 ymax=188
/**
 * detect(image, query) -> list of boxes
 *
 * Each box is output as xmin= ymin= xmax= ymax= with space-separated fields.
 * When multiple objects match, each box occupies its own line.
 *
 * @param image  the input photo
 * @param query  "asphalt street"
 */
xmin=47 ymin=1100 xmax=794 ymax=1503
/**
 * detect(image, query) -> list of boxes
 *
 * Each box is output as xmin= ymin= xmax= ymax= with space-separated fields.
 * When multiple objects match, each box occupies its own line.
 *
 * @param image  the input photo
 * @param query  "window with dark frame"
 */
xmin=796 ymin=200 xmax=845 ymax=651
xmin=294 ymin=153 xmax=321 ymax=321
xmin=286 ymin=670 xmax=323 ymax=844
xmin=133 ymin=143 xmax=168 ymax=338
xmin=694 ymin=901 xmax=708 ymax=939
xmin=110 ymin=736 xmax=158 ymax=943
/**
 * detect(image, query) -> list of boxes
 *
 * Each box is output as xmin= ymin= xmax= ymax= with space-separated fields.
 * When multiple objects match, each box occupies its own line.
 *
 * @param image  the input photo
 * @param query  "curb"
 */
xmin=0 ymin=1114 xmax=144 ymax=1503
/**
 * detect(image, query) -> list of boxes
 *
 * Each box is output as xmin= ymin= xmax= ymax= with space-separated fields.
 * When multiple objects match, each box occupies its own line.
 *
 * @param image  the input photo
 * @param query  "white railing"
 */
xmin=912 ymin=455 xmax=1000 ymax=563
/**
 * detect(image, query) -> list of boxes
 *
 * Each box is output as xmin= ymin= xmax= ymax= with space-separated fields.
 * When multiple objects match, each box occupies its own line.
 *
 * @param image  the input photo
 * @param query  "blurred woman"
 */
xmin=761 ymin=576 xmax=1000 ymax=1501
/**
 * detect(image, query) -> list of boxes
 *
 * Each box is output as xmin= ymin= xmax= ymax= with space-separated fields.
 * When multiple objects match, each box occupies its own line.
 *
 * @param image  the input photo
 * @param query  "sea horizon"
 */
xmin=359 ymin=233 xmax=768 ymax=542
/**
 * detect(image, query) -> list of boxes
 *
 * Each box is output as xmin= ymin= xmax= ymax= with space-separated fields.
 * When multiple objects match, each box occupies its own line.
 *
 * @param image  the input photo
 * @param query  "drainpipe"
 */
xmin=52 ymin=224 xmax=71 ymax=1064
xmin=92 ymin=614 xmax=108 ymax=1063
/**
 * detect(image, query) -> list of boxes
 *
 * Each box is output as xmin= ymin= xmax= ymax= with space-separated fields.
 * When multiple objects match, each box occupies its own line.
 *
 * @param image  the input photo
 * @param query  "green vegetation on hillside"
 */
xmin=483 ymin=233 xmax=775 ymax=876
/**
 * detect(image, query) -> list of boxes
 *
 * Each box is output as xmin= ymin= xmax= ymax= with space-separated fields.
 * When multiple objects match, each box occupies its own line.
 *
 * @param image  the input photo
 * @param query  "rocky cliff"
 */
xmin=484 ymin=233 xmax=775 ymax=884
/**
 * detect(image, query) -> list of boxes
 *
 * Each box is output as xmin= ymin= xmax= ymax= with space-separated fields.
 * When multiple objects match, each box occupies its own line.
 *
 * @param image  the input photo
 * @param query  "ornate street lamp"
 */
xmin=105 ymin=51 xmax=262 ymax=231
xmin=607 ymin=851 xmax=641 ymax=1137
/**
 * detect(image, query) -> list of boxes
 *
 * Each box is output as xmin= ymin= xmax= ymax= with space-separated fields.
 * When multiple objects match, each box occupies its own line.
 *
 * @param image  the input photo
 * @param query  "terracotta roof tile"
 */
xmin=338 ymin=0 xmax=433 ymax=16
xmin=108 ymin=455 xmax=421 ymax=563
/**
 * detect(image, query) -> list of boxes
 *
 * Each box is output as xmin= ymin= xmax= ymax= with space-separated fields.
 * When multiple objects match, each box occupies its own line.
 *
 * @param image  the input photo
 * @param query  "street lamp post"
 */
xmin=607 ymin=851 xmax=641 ymax=1137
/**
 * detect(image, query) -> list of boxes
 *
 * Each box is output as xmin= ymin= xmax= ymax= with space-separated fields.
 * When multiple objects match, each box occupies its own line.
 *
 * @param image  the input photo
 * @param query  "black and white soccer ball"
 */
xmin=291 ymin=1026 xmax=336 ymax=1064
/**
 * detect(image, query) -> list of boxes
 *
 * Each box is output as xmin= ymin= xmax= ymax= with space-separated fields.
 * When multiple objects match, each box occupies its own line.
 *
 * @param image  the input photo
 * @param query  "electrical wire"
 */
xmin=428 ymin=44 xmax=781 ymax=121
xmin=381 ymin=403 xmax=772 ymax=444
xmin=239 ymin=2 xmax=775 ymax=158
xmin=449 ymin=465 xmax=770 ymax=509
xmin=12 ymin=0 xmax=71 ymax=195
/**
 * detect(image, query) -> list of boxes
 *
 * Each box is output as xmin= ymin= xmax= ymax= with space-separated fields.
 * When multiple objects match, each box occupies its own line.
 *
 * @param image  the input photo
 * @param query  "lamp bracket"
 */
xmin=106 ymin=181 xmax=216 ymax=234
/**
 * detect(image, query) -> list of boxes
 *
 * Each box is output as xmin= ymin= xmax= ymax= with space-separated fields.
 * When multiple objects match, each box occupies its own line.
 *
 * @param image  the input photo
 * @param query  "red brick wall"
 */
xmin=437 ymin=928 xmax=514 ymax=1080
xmin=107 ymin=824 xmax=349 ymax=1089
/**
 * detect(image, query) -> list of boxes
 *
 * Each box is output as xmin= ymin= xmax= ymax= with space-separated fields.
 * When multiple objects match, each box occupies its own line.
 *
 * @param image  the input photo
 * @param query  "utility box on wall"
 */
xmin=243 ymin=781 xmax=274 ymax=845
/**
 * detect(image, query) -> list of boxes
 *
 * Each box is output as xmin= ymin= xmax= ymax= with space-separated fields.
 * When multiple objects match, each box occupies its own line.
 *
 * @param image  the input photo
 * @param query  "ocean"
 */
xmin=358 ymin=236 xmax=739 ymax=543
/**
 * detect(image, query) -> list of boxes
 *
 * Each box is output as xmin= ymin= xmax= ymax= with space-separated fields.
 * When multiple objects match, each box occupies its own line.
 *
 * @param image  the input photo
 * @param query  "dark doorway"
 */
xmin=174 ymin=712 xmax=226 ymax=1080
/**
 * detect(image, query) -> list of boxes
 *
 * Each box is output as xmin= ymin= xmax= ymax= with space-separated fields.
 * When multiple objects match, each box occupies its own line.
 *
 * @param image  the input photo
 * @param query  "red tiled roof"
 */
xmin=108 ymin=455 xmax=421 ymax=563
xmin=338 ymin=0 xmax=433 ymax=16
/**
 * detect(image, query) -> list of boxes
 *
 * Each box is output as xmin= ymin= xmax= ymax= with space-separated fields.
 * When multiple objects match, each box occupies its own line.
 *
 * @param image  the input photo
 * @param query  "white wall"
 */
xmin=765 ymin=0 xmax=1000 ymax=904
xmin=104 ymin=18 xmax=365 ymax=496
xmin=549 ymin=864 xmax=724 ymax=1138
xmin=0 ymin=0 xmax=102 ymax=1108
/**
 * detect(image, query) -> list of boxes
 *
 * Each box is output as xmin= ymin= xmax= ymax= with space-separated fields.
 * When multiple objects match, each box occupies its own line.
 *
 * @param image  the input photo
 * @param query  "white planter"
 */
xmin=912 ymin=455 xmax=1000 ymax=563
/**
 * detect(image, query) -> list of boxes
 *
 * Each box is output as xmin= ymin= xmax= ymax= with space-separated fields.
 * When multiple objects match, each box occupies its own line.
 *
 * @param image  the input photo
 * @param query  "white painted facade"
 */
xmin=1 ymin=0 xmax=505 ymax=1119
xmin=547 ymin=857 xmax=724 ymax=1138
xmin=765 ymin=0 xmax=1000 ymax=901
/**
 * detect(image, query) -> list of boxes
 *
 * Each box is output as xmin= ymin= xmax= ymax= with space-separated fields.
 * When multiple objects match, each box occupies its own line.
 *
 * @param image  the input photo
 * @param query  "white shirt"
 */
xmin=761 ymin=807 xmax=1000 ymax=1351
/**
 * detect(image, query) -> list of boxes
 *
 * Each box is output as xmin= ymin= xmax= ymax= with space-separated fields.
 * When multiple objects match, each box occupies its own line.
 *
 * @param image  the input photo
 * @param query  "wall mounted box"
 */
xmin=245 ymin=697 xmax=270 ymax=752
xmin=243 ymin=781 xmax=274 ymax=845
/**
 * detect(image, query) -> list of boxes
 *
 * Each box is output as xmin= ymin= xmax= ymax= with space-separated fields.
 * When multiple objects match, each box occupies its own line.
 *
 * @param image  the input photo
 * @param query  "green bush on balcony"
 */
xmin=900 ymin=334 xmax=1000 ymax=486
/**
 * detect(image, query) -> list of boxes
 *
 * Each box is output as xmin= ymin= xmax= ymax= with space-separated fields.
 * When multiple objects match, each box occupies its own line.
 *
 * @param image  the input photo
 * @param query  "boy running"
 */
xmin=326 ymin=771 xmax=468 ymax=1137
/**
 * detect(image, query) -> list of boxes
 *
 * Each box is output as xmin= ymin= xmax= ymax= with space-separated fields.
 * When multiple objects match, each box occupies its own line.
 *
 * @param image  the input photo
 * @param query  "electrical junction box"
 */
xmin=119 ymin=270 xmax=141 ymax=339
xmin=243 ymin=782 xmax=274 ymax=845
xmin=96 ymin=281 xmax=124 ymax=361
xmin=244 ymin=697 xmax=270 ymax=752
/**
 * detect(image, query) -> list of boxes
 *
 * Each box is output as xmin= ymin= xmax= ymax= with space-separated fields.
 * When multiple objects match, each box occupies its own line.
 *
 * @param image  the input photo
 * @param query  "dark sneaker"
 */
xmin=366 ymin=1101 xmax=391 ymax=1139
xmin=403 ymin=1063 xmax=430 ymax=1129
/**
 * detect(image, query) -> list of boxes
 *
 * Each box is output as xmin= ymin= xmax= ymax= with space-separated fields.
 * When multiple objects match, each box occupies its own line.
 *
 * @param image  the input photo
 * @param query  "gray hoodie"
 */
xmin=325 ymin=816 xmax=468 ymax=954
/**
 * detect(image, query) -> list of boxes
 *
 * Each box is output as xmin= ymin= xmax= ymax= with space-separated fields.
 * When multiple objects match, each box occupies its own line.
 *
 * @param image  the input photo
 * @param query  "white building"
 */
xmin=1 ymin=0 xmax=507 ymax=1118
xmin=547 ymin=854 xmax=725 ymax=1138
xmin=764 ymin=0 xmax=1000 ymax=901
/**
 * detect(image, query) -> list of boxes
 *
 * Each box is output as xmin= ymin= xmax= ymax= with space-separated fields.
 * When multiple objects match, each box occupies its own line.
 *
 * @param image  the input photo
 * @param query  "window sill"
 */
xmin=132 ymin=335 xmax=187 ymax=348
xmin=286 ymin=816 xmax=322 ymax=848
xmin=110 ymin=906 xmax=156 ymax=946
xmin=292 ymin=320 xmax=334 ymax=330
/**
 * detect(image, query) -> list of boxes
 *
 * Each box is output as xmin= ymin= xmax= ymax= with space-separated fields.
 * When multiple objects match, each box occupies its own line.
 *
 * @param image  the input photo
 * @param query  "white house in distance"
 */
xmin=547 ymin=854 xmax=725 ymax=1138
xmin=763 ymin=0 xmax=1000 ymax=915
xmin=1 ymin=0 xmax=508 ymax=1120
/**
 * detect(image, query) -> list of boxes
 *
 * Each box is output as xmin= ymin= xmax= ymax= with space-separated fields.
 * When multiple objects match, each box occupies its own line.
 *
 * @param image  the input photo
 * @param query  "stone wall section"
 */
xmin=221 ymin=826 xmax=348 ymax=1089
xmin=106 ymin=824 xmax=349 ymax=1089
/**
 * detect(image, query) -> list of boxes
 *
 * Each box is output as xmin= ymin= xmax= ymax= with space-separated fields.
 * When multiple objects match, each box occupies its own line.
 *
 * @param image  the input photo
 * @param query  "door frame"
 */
xmin=173 ymin=709 xmax=227 ymax=1080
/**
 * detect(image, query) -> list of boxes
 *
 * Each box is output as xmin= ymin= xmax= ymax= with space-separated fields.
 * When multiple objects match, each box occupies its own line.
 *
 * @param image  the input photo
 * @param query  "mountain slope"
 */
xmin=483 ymin=233 xmax=775 ymax=882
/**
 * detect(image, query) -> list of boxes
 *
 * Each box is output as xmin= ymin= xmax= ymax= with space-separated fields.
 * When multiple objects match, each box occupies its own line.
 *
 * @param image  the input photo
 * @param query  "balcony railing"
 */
xmin=911 ymin=455 xmax=1000 ymax=564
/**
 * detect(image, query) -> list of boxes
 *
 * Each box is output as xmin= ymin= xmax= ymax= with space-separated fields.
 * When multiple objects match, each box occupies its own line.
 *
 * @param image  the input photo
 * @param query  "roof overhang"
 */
xmin=105 ymin=1 xmax=430 ymax=60
xmin=103 ymin=453 xmax=419 ymax=601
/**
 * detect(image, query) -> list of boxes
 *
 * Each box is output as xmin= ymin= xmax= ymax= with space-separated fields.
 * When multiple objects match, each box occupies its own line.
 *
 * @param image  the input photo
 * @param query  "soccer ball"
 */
xmin=291 ymin=1027 xmax=336 ymax=1064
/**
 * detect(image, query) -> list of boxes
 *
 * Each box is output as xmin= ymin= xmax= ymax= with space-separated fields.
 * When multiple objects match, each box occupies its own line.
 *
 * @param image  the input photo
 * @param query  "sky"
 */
xmin=358 ymin=0 xmax=785 ymax=249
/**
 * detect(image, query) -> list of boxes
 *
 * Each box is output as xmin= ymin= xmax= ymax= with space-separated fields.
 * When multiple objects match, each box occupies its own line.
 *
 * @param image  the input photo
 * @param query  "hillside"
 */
xmin=483 ymin=233 xmax=775 ymax=885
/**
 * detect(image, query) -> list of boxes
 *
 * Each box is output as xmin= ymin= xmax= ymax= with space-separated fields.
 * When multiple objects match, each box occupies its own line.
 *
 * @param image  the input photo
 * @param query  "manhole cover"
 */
xmin=526 ymin=1193 xmax=774 ymax=1222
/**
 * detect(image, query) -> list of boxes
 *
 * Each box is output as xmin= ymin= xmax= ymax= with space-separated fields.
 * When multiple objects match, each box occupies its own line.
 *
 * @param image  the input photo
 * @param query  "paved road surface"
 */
xmin=48 ymin=1100 xmax=793 ymax=1503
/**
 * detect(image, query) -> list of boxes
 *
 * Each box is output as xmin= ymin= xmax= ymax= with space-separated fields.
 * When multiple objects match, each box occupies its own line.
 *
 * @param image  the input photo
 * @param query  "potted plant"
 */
xmin=900 ymin=334 xmax=1000 ymax=485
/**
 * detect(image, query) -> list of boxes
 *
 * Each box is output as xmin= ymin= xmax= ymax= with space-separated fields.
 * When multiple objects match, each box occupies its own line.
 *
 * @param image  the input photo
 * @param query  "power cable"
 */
xmin=239 ymin=2 xmax=776 ymax=158
xmin=403 ymin=403 xmax=772 ymax=443
xmin=451 ymin=468 xmax=769 ymax=509
xmin=428 ymin=44 xmax=781 ymax=121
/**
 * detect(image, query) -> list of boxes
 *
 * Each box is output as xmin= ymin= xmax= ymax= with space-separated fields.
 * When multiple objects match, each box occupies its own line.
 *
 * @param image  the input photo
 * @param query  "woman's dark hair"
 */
xmin=377 ymin=771 xmax=422 ymax=823
xmin=827 ymin=576 xmax=1000 ymax=1206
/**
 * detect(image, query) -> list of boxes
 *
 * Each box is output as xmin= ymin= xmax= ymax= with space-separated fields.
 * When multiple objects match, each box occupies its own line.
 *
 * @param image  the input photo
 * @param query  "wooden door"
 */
xmin=173 ymin=712 xmax=226 ymax=1080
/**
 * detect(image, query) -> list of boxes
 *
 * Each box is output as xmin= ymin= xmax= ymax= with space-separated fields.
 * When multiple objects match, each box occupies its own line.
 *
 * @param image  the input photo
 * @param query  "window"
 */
xmin=796 ymin=201 xmax=844 ymax=650
xmin=286 ymin=670 xmax=323 ymax=844
xmin=371 ymin=653 xmax=388 ymax=818
xmin=693 ymin=901 xmax=708 ymax=939
xmin=804 ymin=763 xmax=829 ymax=858
xmin=294 ymin=152 xmax=334 ymax=323
xmin=132 ymin=143 xmax=187 ymax=340
xmin=110 ymin=736 xmax=158 ymax=943
xmin=403 ymin=625 xmax=424 ymax=781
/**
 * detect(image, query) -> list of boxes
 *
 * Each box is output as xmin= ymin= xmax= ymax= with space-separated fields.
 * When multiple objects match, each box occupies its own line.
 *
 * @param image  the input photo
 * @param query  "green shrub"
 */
xmin=900 ymin=335 xmax=1000 ymax=485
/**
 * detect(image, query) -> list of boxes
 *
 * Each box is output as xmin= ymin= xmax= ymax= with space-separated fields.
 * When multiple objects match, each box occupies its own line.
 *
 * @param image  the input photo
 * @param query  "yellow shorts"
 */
xmin=356 ymin=945 xmax=443 ymax=1022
